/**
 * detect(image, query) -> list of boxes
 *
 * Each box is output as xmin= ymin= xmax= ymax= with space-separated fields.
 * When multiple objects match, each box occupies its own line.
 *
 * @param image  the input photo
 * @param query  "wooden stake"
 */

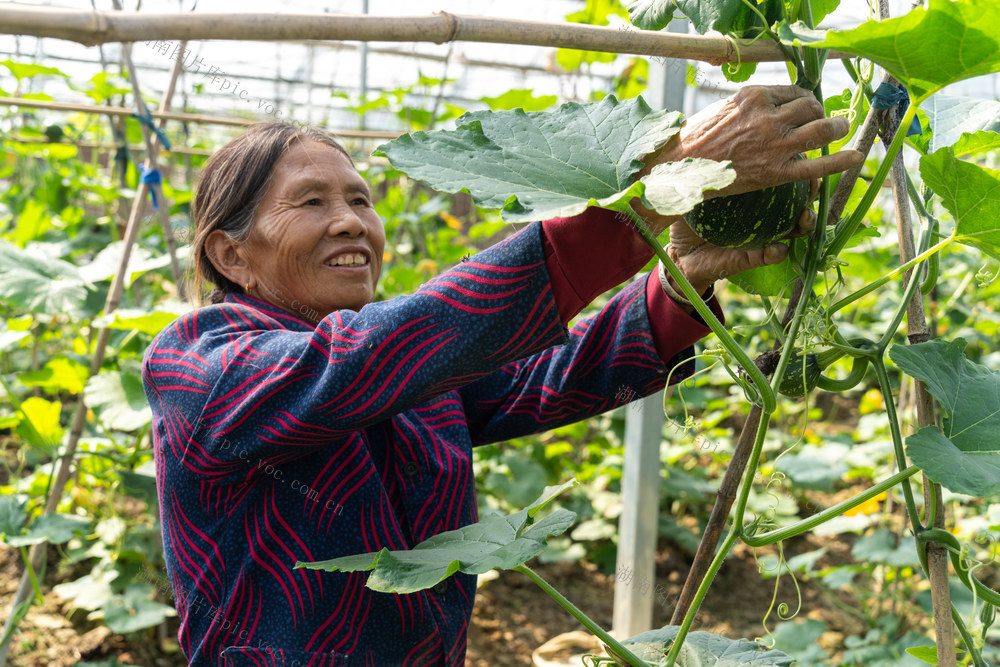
xmin=0 ymin=95 xmax=401 ymax=139
xmin=0 ymin=5 xmax=795 ymax=65
xmin=117 ymin=29 xmax=186 ymax=293
xmin=0 ymin=35 xmax=184 ymax=667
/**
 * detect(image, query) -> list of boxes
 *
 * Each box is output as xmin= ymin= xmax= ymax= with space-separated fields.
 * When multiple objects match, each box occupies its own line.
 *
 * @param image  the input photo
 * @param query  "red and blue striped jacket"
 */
xmin=142 ymin=214 xmax=715 ymax=666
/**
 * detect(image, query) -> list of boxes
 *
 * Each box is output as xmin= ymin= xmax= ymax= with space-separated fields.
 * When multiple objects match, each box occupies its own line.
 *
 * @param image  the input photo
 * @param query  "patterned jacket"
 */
xmin=142 ymin=213 xmax=715 ymax=666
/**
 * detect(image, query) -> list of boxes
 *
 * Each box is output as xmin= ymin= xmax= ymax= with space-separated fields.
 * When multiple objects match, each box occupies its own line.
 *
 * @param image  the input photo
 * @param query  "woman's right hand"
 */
xmin=639 ymin=85 xmax=863 ymax=198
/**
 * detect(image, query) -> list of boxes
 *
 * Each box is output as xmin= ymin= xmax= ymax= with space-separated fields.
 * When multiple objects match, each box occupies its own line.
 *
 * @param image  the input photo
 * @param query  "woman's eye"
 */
xmin=303 ymin=198 xmax=321 ymax=207
xmin=351 ymin=197 xmax=370 ymax=206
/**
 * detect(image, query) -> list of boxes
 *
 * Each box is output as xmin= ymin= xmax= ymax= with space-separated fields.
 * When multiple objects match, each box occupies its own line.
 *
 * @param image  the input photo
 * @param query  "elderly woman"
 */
xmin=142 ymin=85 xmax=859 ymax=666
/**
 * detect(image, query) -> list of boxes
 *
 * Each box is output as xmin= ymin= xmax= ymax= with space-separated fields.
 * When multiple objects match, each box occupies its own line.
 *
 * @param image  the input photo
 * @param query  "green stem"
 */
xmin=825 ymin=232 xmax=954 ymax=318
xmin=742 ymin=465 xmax=919 ymax=546
xmin=513 ymin=564 xmax=649 ymax=667
xmin=918 ymin=529 xmax=1000 ymax=608
xmin=663 ymin=524 xmax=742 ymax=666
xmin=814 ymin=354 xmax=870 ymax=392
xmin=623 ymin=207 xmax=776 ymax=413
xmin=871 ymin=359 xmax=924 ymax=535
xmin=951 ymin=604 xmax=988 ymax=667
xmin=825 ymin=104 xmax=919 ymax=260
xmin=877 ymin=245 xmax=931 ymax=351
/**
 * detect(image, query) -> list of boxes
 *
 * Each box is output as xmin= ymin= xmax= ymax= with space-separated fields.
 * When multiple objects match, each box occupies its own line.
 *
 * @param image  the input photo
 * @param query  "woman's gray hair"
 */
xmin=190 ymin=122 xmax=352 ymax=304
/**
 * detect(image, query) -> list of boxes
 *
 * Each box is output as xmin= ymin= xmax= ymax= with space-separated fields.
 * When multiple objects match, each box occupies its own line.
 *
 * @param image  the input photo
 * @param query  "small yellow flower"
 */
xmin=415 ymin=259 xmax=439 ymax=274
xmin=440 ymin=212 xmax=463 ymax=230
xmin=844 ymin=491 xmax=887 ymax=516
xmin=859 ymin=388 xmax=883 ymax=415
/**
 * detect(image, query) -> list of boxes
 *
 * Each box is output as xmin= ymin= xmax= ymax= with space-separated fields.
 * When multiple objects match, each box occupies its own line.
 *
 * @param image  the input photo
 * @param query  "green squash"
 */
xmin=684 ymin=179 xmax=811 ymax=250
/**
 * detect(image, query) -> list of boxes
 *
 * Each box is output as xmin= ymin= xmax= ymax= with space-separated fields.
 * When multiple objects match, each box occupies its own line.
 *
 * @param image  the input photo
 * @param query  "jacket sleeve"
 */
xmin=457 ymin=273 xmax=719 ymax=446
xmin=142 ymin=222 xmax=570 ymax=482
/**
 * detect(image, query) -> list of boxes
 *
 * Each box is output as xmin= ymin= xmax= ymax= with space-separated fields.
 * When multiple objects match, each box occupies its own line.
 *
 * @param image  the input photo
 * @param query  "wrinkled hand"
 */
xmin=665 ymin=207 xmax=817 ymax=296
xmin=632 ymin=85 xmax=858 ymax=299
xmin=639 ymin=85 xmax=863 ymax=197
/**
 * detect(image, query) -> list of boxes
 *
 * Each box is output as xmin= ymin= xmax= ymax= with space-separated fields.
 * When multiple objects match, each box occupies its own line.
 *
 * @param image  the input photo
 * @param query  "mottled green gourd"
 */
xmin=683 ymin=179 xmax=811 ymax=250
xmin=778 ymin=351 xmax=831 ymax=398
xmin=779 ymin=344 xmax=871 ymax=398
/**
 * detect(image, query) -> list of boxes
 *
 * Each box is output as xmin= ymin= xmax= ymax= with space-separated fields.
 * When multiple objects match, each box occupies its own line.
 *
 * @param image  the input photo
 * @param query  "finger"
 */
xmin=764 ymin=84 xmax=814 ymax=106
xmin=788 ymin=149 xmax=865 ymax=181
xmin=794 ymin=208 xmax=816 ymax=236
xmin=791 ymin=115 xmax=851 ymax=150
xmin=809 ymin=178 xmax=820 ymax=201
xmin=775 ymin=95 xmax=826 ymax=126
xmin=762 ymin=243 xmax=789 ymax=266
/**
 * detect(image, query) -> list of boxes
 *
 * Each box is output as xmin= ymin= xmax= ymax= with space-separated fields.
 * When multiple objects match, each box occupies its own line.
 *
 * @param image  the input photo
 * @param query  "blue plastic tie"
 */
xmin=140 ymin=165 xmax=163 ymax=210
xmin=872 ymin=82 xmax=922 ymax=137
xmin=130 ymin=109 xmax=173 ymax=151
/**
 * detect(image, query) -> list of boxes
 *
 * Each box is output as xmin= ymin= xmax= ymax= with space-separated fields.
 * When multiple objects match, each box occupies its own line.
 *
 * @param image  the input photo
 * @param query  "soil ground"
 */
xmin=1 ymin=531 xmax=863 ymax=666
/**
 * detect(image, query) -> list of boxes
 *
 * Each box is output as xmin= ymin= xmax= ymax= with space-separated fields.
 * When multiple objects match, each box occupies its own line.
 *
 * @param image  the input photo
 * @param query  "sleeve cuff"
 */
xmin=542 ymin=207 xmax=656 ymax=324
xmin=644 ymin=271 xmax=724 ymax=363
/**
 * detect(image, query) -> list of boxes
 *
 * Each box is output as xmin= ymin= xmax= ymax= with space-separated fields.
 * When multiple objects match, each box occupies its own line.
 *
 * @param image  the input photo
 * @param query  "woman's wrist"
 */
xmin=658 ymin=263 xmax=714 ymax=310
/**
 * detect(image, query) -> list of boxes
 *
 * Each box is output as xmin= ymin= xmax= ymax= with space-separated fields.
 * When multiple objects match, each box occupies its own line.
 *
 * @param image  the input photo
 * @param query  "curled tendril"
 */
xmin=662 ymin=354 xmax=720 ymax=426
xmin=756 ymin=542 xmax=803 ymax=649
xmin=829 ymin=106 xmax=856 ymax=124
xmin=974 ymin=531 xmax=1000 ymax=563
xmin=975 ymin=261 xmax=999 ymax=288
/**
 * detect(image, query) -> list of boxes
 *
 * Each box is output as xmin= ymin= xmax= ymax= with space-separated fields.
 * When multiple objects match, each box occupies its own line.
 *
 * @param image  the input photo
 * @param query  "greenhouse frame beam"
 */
xmin=0 ymin=95 xmax=402 ymax=139
xmin=0 ymin=5 xmax=796 ymax=65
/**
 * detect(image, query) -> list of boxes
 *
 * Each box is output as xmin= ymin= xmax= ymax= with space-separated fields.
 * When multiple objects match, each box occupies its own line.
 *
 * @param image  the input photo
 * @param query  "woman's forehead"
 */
xmin=271 ymin=141 xmax=364 ymax=190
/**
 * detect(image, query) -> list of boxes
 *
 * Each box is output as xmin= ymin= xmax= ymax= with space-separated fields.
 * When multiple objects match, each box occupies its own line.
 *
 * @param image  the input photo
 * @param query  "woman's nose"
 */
xmin=327 ymin=202 xmax=366 ymax=237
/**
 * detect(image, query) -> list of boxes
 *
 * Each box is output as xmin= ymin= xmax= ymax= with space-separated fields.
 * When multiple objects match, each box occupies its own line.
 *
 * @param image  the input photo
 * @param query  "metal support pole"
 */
xmin=612 ymin=19 xmax=687 ymax=640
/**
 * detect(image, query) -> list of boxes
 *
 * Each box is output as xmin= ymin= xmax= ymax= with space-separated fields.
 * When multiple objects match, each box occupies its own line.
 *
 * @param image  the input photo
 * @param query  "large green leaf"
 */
xmin=85 ymin=371 xmax=153 ymax=432
xmin=100 ymin=585 xmax=176 ymax=634
xmin=480 ymin=89 xmax=558 ymax=112
xmin=94 ymin=308 xmax=187 ymax=337
xmin=0 ymin=239 xmax=93 ymax=317
xmin=375 ymin=97 xmax=733 ymax=223
xmin=18 ymin=356 xmax=89 ymax=395
xmin=627 ymin=0 xmax=677 ymax=31
xmin=619 ymin=626 xmax=795 ymax=665
xmin=16 ymin=396 xmax=63 ymax=450
xmin=919 ymin=148 xmax=1000 ymax=260
xmin=917 ymin=95 xmax=1000 ymax=156
xmin=5 ymin=512 xmax=91 ymax=547
xmin=0 ymin=496 xmax=28 ymax=540
xmin=78 ymin=241 xmax=181 ymax=285
xmin=782 ymin=0 xmax=1000 ymax=103
xmin=889 ymin=338 xmax=1000 ymax=497
xmin=298 ymin=480 xmax=579 ymax=594
xmin=850 ymin=527 xmax=920 ymax=567
xmin=0 ymin=59 xmax=68 ymax=82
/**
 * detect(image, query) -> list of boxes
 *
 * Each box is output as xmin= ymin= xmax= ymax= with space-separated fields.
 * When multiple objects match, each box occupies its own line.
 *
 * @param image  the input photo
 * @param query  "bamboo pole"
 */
xmin=0 ymin=96 xmax=402 ymax=139
xmin=117 ymin=27 xmax=185 ymax=292
xmin=880 ymin=83 xmax=957 ymax=667
xmin=0 ymin=5 xmax=795 ymax=65
xmin=0 ymin=38 xmax=184 ymax=667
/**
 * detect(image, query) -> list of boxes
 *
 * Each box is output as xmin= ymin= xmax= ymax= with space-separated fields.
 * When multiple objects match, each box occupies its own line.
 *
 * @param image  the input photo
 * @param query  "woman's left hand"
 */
xmin=667 ymin=206 xmax=816 ymax=295
xmin=633 ymin=204 xmax=817 ymax=297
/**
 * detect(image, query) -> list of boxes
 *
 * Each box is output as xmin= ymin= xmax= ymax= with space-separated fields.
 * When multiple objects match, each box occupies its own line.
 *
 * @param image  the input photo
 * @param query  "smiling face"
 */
xmin=239 ymin=140 xmax=385 ymax=320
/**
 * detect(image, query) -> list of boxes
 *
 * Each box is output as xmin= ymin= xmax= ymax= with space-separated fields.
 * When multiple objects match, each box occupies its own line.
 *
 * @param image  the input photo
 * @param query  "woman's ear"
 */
xmin=204 ymin=230 xmax=253 ymax=289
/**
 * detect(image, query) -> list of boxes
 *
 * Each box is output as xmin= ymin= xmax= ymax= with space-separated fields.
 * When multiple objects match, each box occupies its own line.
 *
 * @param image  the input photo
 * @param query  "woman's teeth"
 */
xmin=328 ymin=254 xmax=368 ymax=266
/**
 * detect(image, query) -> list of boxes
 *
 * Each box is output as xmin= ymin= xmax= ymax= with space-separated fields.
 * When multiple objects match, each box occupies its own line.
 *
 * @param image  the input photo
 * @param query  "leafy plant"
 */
xmin=352 ymin=1 xmax=1000 ymax=663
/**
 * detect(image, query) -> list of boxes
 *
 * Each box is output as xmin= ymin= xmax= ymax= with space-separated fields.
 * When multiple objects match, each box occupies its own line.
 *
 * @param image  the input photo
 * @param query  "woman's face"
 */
xmin=244 ymin=140 xmax=384 ymax=320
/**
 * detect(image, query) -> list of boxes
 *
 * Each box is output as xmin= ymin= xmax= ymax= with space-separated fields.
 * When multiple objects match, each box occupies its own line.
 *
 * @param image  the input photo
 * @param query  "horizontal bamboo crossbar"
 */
xmin=0 ymin=96 xmax=402 ymax=139
xmin=0 ymin=5 xmax=790 ymax=65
